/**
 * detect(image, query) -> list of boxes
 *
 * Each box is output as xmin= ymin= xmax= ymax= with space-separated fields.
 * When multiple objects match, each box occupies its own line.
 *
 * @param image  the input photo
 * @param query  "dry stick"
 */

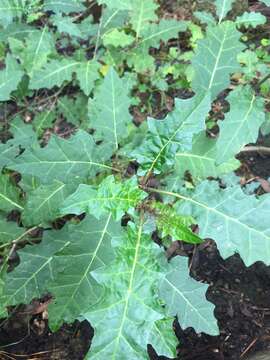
xmin=240 ymin=337 xmax=258 ymax=358
xmin=240 ymin=146 xmax=270 ymax=155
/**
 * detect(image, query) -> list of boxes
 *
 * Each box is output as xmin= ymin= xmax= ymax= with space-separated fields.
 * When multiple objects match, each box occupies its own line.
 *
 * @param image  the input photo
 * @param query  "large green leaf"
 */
xmin=29 ymin=59 xmax=78 ymax=90
xmin=132 ymin=92 xmax=211 ymax=176
xmin=0 ymin=54 xmax=23 ymax=101
xmin=0 ymin=117 xmax=37 ymax=170
xmin=22 ymin=180 xmax=78 ymax=226
xmin=84 ymin=221 xmax=175 ymax=360
xmin=47 ymin=214 xmax=121 ymax=328
xmin=75 ymin=61 xmax=100 ymax=96
xmin=0 ymin=0 xmax=24 ymax=27
xmin=61 ymin=176 xmax=146 ymax=220
xmin=88 ymin=68 xmax=133 ymax=152
xmin=44 ymin=0 xmax=85 ymax=13
xmin=130 ymin=0 xmax=158 ymax=38
xmin=157 ymin=181 xmax=270 ymax=267
xmin=191 ymin=21 xmax=245 ymax=99
xmin=8 ymin=130 xmax=113 ymax=184
xmin=0 ymin=174 xmax=23 ymax=212
xmin=0 ymin=226 xmax=69 ymax=317
xmin=32 ymin=109 xmax=57 ymax=137
xmin=57 ymin=95 xmax=88 ymax=127
xmin=159 ymin=256 xmax=219 ymax=335
xmin=175 ymin=132 xmax=240 ymax=180
xmin=216 ymin=86 xmax=265 ymax=164
xmin=21 ymin=28 xmax=54 ymax=75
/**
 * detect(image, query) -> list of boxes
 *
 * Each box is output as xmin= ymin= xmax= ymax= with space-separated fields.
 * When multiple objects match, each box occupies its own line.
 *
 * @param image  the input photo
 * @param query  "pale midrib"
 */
xmin=15 ymin=160 xmax=114 ymax=171
xmin=135 ymin=1 xmax=144 ymax=40
xmin=176 ymin=153 xmax=213 ymax=162
xmin=0 ymin=192 xmax=23 ymax=210
xmin=218 ymin=0 xmax=227 ymax=23
xmin=110 ymin=71 xmax=118 ymax=151
xmin=112 ymin=220 xmax=143 ymax=359
xmin=34 ymin=62 xmax=79 ymax=84
xmin=208 ymin=25 xmax=228 ymax=90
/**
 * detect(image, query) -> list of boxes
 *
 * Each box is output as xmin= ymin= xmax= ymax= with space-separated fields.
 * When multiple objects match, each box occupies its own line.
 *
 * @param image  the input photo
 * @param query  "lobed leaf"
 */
xmin=7 ymin=130 xmax=113 ymax=184
xmin=216 ymin=86 xmax=265 ymax=164
xmin=88 ymin=68 xmax=133 ymax=152
xmin=159 ymin=256 xmax=219 ymax=335
xmin=173 ymin=181 xmax=270 ymax=266
xmin=191 ymin=21 xmax=245 ymax=99
xmin=175 ymin=132 xmax=240 ymax=180
xmin=0 ymin=174 xmax=23 ymax=212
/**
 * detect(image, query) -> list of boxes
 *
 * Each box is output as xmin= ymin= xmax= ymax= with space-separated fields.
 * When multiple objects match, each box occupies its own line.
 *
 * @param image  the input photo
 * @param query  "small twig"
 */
xmin=240 ymin=337 xmax=258 ymax=358
xmin=240 ymin=146 xmax=270 ymax=155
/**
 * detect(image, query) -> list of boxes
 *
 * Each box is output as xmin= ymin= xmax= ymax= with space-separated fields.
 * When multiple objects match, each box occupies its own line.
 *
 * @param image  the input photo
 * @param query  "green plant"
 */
xmin=0 ymin=0 xmax=270 ymax=359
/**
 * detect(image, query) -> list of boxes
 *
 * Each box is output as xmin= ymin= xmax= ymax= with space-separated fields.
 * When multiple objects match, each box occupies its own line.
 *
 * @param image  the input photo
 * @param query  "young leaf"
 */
xmin=88 ymin=68 xmax=133 ymax=152
xmin=191 ymin=21 xmax=245 ymax=99
xmin=22 ymin=180 xmax=78 ymax=226
xmin=236 ymin=12 xmax=267 ymax=28
xmin=44 ymin=0 xmax=85 ymax=14
xmin=175 ymin=132 xmax=240 ymax=180
xmin=7 ymin=130 xmax=113 ymax=184
xmin=132 ymin=92 xmax=211 ymax=176
xmin=216 ymin=86 xmax=265 ymax=164
xmin=0 ymin=174 xmax=23 ymax=212
xmin=84 ymin=221 xmax=174 ymax=359
xmin=170 ymin=180 xmax=270 ymax=266
xmin=151 ymin=202 xmax=202 ymax=244
xmin=61 ymin=176 xmax=147 ymax=221
xmin=47 ymin=214 xmax=122 ymax=329
xmin=0 ymin=54 xmax=23 ymax=101
xmin=51 ymin=14 xmax=82 ymax=37
xmin=75 ymin=61 xmax=100 ymax=96
xmin=159 ymin=256 xmax=219 ymax=335
xmin=29 ymin=58 xmax=78 ymax=90
xmin=215 ymin=0 xmax=235 ymax=23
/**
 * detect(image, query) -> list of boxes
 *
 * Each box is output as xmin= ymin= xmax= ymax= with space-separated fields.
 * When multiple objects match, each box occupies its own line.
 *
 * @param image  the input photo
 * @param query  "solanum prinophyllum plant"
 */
xmin=0 ymin=0 xmax=270 ymax=358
